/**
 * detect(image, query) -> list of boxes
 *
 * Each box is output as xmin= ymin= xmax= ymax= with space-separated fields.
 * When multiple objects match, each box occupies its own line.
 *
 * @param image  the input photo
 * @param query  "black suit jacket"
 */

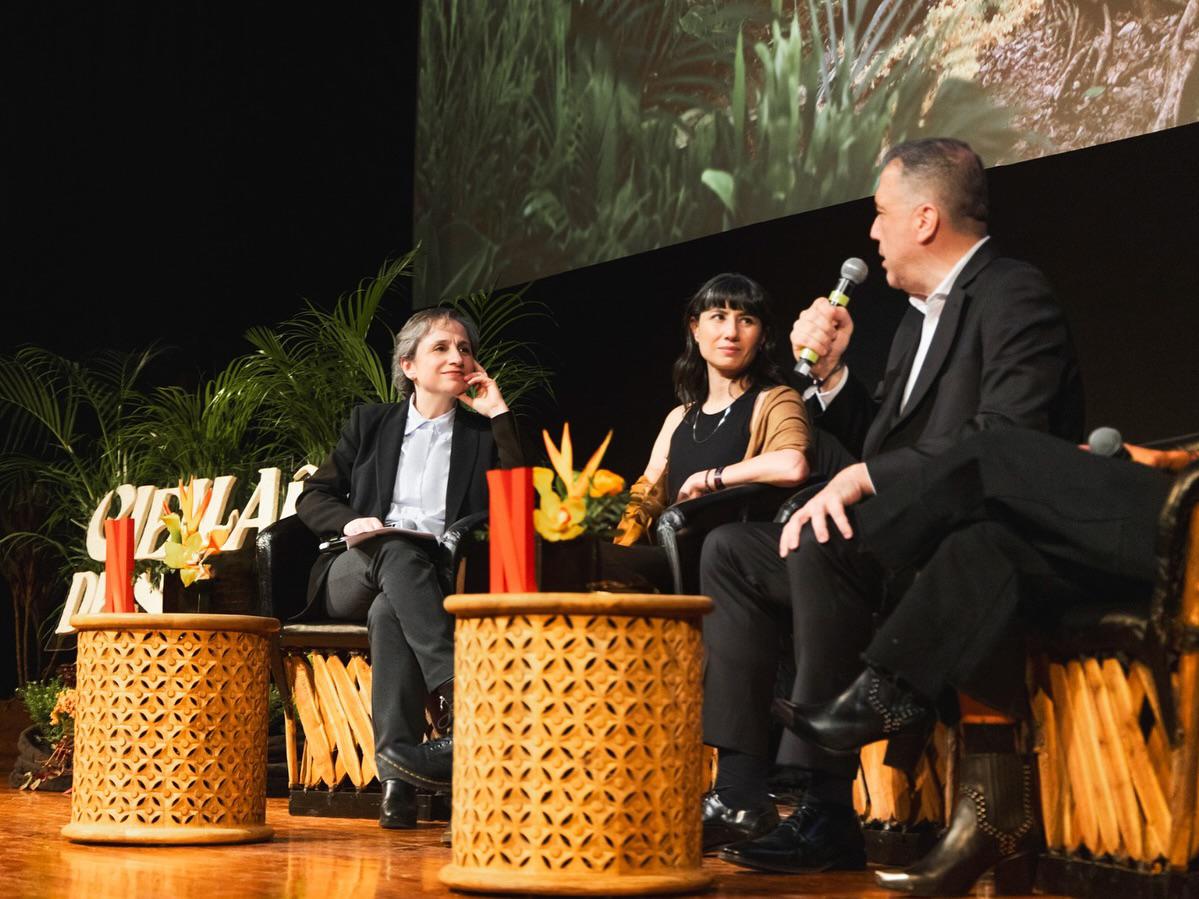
xmin=295 ymin=402 xmax=526 ymax=618
xmin=809 ymin=242 xmax=1085 ymax=491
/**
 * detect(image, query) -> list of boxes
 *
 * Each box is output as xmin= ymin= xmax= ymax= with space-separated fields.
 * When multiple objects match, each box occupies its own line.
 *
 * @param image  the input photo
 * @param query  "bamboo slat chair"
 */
xmin=255 ymin=511 xmax=485 ymax=818
xmin=1030 ymin=460 xmax=1199 ymax=896
xmin=835 ymin=459 xmax=1199 ymax=888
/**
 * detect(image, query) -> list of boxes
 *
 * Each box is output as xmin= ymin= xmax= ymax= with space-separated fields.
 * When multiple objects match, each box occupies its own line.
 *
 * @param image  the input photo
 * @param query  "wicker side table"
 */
xmin=440 ymin=593 xmax=713 ymax=896
xmin=63 ymin=613 xmax=279 ymax=845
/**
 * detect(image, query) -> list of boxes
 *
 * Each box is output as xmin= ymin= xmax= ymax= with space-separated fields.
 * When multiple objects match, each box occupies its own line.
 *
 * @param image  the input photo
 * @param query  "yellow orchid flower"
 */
xmin=532 ymin=467 xmax=587 ymax=541
xmin=533 ymin=425 xmax=628 ymax=542
xmin=160 ymin=477 xmax=226 ymax=583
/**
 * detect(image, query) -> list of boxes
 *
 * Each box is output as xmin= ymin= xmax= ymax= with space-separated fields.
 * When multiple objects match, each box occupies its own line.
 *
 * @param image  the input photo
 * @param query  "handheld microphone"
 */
xmin=1087 ymin=426 xmax=1131 ymax=460
xmin=794 ymin=257 xmax=869 ymax=377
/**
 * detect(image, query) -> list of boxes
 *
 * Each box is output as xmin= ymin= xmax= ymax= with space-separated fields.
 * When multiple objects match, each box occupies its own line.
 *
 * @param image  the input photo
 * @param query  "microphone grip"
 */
xmin=793 ymin=279 xmax=853 ymax=377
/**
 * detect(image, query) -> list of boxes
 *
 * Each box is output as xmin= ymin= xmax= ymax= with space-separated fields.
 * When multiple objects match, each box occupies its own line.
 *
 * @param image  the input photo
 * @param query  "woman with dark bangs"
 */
xmin=604 ymin=273 xmax=810 ymax=588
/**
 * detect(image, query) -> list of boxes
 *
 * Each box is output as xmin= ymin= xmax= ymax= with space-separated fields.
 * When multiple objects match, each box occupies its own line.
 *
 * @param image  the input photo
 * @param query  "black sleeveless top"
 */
xmin=667 ymin=386 xmax=761 ymax=500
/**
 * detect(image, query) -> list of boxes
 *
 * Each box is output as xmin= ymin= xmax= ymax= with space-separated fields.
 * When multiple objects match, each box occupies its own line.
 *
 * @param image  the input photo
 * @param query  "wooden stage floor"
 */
xmin=0 ymin=788 xmax=1062 ymax=899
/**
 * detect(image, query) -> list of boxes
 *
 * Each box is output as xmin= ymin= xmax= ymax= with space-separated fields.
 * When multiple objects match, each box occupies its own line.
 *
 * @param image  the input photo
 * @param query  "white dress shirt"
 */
xmin=384 ymin=397 xmax=455 ymax=537
xmin=808 ymin=236 xmax=990 ymax=412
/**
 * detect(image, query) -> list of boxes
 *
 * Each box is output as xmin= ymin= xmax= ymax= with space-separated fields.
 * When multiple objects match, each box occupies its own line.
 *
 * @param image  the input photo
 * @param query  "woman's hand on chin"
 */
xmin=675 ymin=470 xmax=715 ymax=503
xmin=344 ymin=517 xmax=385 ymax=537
xmin=458 ymin=366 xmax=510 ymax=418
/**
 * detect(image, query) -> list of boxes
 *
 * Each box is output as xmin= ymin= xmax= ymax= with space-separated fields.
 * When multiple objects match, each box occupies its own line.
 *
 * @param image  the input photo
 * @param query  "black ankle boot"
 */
xmin=379 ymin=778 xmax=417 ymax=829
xmin=377 ymin=736 xmax=453 ymax=790
xmin=874 ymin=752 xmax=1041 ymax=896
xmin=772 ymin=668 xmax=932 ymax=756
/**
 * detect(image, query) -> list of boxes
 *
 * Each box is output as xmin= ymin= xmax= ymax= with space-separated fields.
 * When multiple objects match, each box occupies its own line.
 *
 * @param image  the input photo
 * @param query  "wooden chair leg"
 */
xmin=1032 ymin=688 xmax=1061 ymax=851
xmin=1085 ymin=657 xmax=1143 ymax=858
xmin=286 ymin=654 xmax=336 ymax=788
xmin=311 ymin=654 xmax=362 ymax=788
xmin=1050 ymin=662 xmax=1097 ymax=852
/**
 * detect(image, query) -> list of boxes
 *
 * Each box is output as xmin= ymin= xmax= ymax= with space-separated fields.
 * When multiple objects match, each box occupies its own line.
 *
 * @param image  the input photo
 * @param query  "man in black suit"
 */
xmin=772 ymin=427 xmax=1179 ymax=894
xmin=700 ymin=138 xmax=1085 ymax=868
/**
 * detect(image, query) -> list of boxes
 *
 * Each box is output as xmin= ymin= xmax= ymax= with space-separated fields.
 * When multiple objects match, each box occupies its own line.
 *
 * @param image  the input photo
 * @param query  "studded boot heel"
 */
xmin=874 ymin=751 xmax=1041 ymax=896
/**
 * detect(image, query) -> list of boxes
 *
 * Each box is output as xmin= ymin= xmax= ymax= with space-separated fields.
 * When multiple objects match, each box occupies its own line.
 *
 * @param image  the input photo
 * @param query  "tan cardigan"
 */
xmin=613 ymin=384 xmax=810 ymax=546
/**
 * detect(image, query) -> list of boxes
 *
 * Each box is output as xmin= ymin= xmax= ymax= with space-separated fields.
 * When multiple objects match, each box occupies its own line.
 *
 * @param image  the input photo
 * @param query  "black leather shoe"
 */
xmin=379 ymin=778 xmax=417 ymax=829
xmin=701 ymin=790 xmax=779 ymax=852
xmin=718 ymin=801 xmax=867 ymax=873
xmin=772 ymin=668 xmax=931 ymax=756
xmin=377 ymin=736 xmax=453 ymax=791
xmin=875 ymin=752 xmax=1041 ymax=895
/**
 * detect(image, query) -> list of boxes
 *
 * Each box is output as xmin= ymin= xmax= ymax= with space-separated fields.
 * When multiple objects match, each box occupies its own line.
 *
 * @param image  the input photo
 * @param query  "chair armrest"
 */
xmin=772 ymin=478 xmax=829 ymax=524
xmin=255 ymin=515 xmax=320 ymax=620
xmin=1151 ymin=460 xmax=1199 ymax=650
xmin=439 ymin=510 xmax=489 ymax=592
xmin=655 ymin=484 xmax=796 ymax=595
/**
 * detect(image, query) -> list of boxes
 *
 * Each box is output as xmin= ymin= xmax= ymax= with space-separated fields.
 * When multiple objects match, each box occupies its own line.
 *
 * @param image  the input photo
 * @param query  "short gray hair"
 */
xmin=391 ymin=307 xmax=481 ymax=398
xmin=882 ymin=138 xmax=988 ymax=236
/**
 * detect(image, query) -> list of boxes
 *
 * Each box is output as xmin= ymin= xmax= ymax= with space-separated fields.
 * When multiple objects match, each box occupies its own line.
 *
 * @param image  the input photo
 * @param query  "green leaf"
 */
xmin=701 ymin=169 xmax=736 ymax=214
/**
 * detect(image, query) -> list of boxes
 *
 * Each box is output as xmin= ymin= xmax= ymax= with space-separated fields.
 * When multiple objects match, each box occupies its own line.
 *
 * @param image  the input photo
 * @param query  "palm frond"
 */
xmin=244 ymin=254 xmax=415 ymax=464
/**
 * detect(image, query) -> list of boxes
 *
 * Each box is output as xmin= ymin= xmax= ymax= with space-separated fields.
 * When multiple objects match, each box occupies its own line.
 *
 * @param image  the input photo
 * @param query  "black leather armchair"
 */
xmin=654 ymin=480 xmax=825 ymax=596
xmin=655 ymin=484 xmax=782 ymax=596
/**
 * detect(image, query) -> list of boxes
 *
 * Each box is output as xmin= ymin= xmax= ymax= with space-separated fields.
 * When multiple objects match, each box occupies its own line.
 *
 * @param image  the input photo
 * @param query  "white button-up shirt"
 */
xmin=899 ymin=236 xmax=989 ymax=410
xmin=384 ymin=397 xmax=455 ymax=537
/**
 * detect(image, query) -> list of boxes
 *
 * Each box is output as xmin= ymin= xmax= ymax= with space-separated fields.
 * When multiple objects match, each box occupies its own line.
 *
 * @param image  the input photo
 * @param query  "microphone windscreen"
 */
xmin=841 ymin=257 xmax=869 ymax=285
xmin=1088 ymin=426 xmax=1125 ymax=457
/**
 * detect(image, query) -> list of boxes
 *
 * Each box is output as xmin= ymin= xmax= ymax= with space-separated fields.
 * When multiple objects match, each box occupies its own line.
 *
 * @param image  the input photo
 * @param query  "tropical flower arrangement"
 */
xmin=160 ymin=478 xmax=235 ymax=585
xmin=533 ymin=424 xmax=628 ymax=542
xmin=13 ymin=674 xmax=75 ymax=790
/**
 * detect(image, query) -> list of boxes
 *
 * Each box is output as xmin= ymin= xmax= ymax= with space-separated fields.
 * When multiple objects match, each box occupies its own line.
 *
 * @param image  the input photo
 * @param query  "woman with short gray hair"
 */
xmin=295 ymin=307 xmax=525 ymax=829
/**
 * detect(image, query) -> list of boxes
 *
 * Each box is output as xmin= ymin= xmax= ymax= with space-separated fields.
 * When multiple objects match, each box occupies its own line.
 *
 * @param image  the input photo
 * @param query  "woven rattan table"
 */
xmin=440 ymin=592 xmax=713 ymax=896
xmin=63 ymin=613 xmax=279 ymax=845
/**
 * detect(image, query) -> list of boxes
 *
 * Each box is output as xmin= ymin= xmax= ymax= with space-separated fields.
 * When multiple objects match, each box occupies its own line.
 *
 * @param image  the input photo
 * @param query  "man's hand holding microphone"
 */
xmin=780 ymin=257 xmax=873 ymax=557
xmin=790 ymin=257 xmax=867 ymax=390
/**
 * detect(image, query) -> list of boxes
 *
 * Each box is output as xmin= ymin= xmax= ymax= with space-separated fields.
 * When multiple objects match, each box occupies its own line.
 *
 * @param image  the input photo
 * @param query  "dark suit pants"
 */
xmin=703 ymin=431 xmax=1173 ymax=779
xmin=324 ymin=536 xmax=454 ymax=755
xmin=702 ymin=520 xmax=884 ymax=779
xmin=859 ymin=429 xmax=1171 ymax=714
xmin=865 ymin=520 xmax=1082 ymax=716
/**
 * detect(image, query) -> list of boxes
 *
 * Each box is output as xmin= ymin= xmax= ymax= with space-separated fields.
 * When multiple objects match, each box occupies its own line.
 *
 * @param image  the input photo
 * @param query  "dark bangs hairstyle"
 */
xmin=671 ymin=273 xmax=785 ymax=408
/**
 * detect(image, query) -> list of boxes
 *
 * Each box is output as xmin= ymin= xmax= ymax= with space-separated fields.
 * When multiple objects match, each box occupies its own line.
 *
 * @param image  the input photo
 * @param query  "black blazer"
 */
xmin=809 ymin=242 xmax=1085 ymax=491
xmin=295 ymin=402 xmax=526 ymax=618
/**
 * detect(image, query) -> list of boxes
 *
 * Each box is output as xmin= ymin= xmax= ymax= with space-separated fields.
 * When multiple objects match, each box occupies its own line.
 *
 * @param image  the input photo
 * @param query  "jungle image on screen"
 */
xmin=415 ymin=0 xmax=1197 ymax=302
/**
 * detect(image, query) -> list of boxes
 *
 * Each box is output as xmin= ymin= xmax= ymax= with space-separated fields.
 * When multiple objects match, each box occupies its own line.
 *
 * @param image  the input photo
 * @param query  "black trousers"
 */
xmin=324 ymin=536 xmax=454 ymax=756
xmin=860 ymin=429 xmax=1170 ymax=708
xmin=701 ymin=519 xmax=883 ymax=778
xmin=702 ymin=429 xmax=1173 ymax=778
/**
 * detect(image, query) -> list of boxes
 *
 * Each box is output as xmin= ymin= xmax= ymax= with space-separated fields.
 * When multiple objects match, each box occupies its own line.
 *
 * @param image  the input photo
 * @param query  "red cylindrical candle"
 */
xmin=103 ymin=518 xmax=136 ymax=613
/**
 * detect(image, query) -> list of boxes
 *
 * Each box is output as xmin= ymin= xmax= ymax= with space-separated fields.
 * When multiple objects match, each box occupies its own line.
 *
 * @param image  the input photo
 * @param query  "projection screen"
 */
xmin=415 ymin=0 xmax=1198 ymax=302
